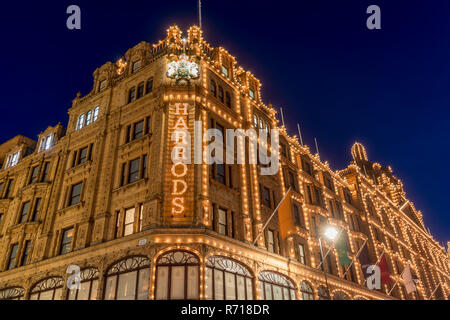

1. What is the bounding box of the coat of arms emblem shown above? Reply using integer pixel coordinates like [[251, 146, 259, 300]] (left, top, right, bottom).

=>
[[167, 54, 199, 81]]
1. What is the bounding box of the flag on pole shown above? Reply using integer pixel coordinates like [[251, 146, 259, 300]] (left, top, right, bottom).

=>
[[335, 230, 351, 266], [277, 189, 296, 240], [358, 243, 371, 277], [401, 264, 417, 294], [377, 254, 393, 284]]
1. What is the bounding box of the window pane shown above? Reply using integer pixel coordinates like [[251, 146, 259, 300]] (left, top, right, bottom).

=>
[[214, 270, 224, 300], [246, 278, 253, 300], [282, 287, 290, 300], [290, 289, 296, 300], [273, 285, 283, 300], [104, 276, 117, 300], [29, 293, 38, 300], [205, 268, 213, 300], [259, 282, 264, 299], [77, 281, 90, 300], [68, 288, 77, 300], [170, 266, 185, 300], [90, 280, 98, 300], [156, 266, 169, 300], [117, 271, 137, 300], [187, 266, 199, 300], [264, 283, 272, 300], [39, 290, 54, 300], [137, 268, 150, 300], [236, 275, 246, 300], [225, 272, 236, 300]]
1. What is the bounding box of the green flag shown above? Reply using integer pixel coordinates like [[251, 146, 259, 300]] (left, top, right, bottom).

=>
[[335, 230, 351, 266]]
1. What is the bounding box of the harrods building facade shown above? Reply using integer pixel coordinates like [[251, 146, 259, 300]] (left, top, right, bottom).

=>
[[0, 26, 448, 301]]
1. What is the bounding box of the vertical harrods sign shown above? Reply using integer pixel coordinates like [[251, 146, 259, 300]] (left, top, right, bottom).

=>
[[164, 102, 195, 223]]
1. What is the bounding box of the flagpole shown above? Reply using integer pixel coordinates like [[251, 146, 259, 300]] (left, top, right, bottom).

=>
[[297, 123, 304, 146], [426, 283, 441, 300], [342, 239, 367, 278], [252, 187, 292, 246], [280, 107, 286, 127], [316, 227, 344, 270], [198, 0, 202, 29], [387, 278, 400, 296]]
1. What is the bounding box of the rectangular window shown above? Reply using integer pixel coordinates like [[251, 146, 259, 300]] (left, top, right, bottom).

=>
[[146, 77, 153, 94], [267, 230, 275, 253], [137, 82, 145, 99], [78, 147, 88, 165], [210, 80, 217, 97], [69, 183, 83, 206], [139, 204, 144, 232], [314, 187, 322, 206], [218, 86, 224, 103], [328, 200, 335, 218], [293, 204, 301, 227], [19, 201, 31, 224], [249, 89, 255, 99], [120, 163, 126, 187], [302, 159, 312, 176], [218, 208, 227, 235], [225, 92, 232, 108], [20, 241, 31, 266], [133, 120, 144, 140], [8, 244, 19, 270], [115, 211, 121, 238], [298, 244, 306, 265], [60, 228, 74, 255], [288, 171, 297, 191], [132, 60, 141, 73], [99, 79, 107, 91], [31, 198, 41, 222], [222, 65, 229, 77], [145, 116, 151, 135], [0, 182, 3, 197], [141, 155, 148, 179], [4, 180, 13, 198], [216, 164, 226, 185], [128, 158, 140, 184], [41, 162, 50, 182], [263, 186, 271, 208], [124, 208, 135, 236], [29, 166, 40, 185], [128, 87, 136, 103]]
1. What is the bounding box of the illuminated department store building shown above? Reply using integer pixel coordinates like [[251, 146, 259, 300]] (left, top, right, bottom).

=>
[[0, 26, 448, 301]]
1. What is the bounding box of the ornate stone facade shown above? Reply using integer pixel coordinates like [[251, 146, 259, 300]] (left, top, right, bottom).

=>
[[0, 25, 448, 300]]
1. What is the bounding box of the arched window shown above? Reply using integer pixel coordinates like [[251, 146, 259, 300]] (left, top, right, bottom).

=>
[[258, 272, 296, 300], [93, 106, 100, 122], [104, 256, 150, 300], [68, 267, 99, 300], [77, 114, 85, 130], [317, 285, 330, 300], [85, 110, 92, 126], [205, 256, 254, 300], [333, 291, 350, 300], [29, 277, 64, 300], [155, 250, 200, 300], [300, 281, 314, 300], [0, 287, 25, 300]]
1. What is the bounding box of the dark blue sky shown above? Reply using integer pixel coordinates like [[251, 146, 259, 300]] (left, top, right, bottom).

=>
[[0, 1, 448, 245]]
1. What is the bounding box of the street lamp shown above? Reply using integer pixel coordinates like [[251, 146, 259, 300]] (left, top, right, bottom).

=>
[[318, 225, 339, 299]]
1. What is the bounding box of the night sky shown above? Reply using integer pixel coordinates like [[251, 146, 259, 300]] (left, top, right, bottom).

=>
[[0, 1, 448, 246]]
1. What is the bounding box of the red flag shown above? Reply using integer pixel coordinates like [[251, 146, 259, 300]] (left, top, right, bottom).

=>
[[377, 254, 393, 284]]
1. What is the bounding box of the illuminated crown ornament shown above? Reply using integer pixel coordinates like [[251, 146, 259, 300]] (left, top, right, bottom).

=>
[[116, 58, 127, 75], [167, 54, 199, 81]]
